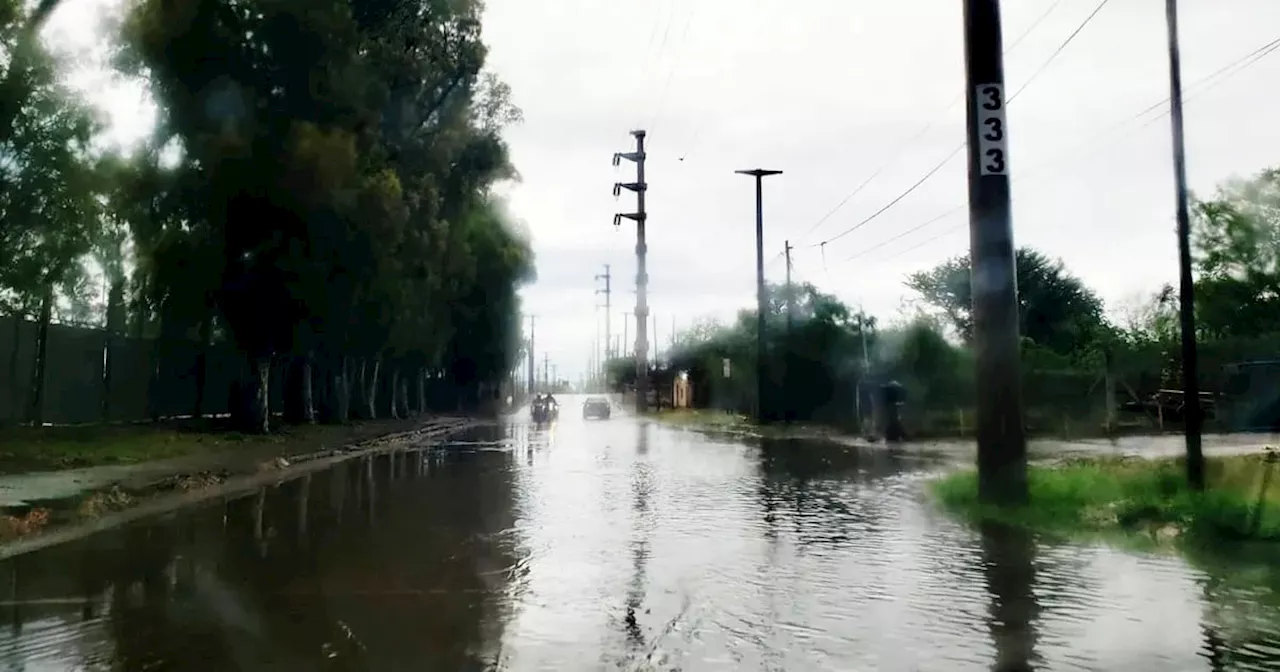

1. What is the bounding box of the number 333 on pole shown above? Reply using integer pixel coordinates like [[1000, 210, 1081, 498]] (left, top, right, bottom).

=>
[[975, 84, 1008, 176]]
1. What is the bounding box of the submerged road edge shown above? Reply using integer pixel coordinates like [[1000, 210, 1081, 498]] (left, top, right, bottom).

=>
[[0, 416, 486, 561]]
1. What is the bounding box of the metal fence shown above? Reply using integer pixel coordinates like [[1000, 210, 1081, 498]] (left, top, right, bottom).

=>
[[0, 315, 284, 425]]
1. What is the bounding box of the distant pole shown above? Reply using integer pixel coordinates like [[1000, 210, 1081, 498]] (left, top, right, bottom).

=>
[[857, 306, 871, 433], [623, 312, 630, 360], [652, 313, 658, 363], [543, 353, 549, 392], [736, 168, 784, 424], [614, 131, 649, 413], [1164, 0, 1204, 491], [963, 0, 1027, 505], [527, 315, 536, 395], [784, 240, 795, 423], [597, 264, 612, 388]]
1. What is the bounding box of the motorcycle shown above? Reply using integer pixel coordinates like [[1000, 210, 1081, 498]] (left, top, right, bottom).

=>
[[531, 397, 559, 424]]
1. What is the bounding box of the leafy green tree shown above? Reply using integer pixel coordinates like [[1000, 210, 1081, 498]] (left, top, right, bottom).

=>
[[905, 248, 1110, 357], [1192, 168, 1280, 339], [115, 0, 532, 432]]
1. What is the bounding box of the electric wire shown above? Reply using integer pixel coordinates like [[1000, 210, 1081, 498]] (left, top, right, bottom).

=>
[[805, 0, 1114, 251]]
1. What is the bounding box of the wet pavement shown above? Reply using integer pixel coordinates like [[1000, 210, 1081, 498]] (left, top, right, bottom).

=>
[[0, 395, 1278, 670]]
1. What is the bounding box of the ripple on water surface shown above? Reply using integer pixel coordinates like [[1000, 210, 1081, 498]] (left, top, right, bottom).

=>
[[0, 417, 1278, 670]]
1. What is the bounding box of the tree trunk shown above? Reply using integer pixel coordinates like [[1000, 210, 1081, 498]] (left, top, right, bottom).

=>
[[284, 353, 315, 424], [237, 354, 271, 434], [336, 356, 350, 422], [7, 316, 21, 424], [417, 369, 427, 415], [193, 316, 212, 420], [102, 278, 125, 422], [389, 368, 402, 419], [362, 358, 380, 420], [353, 359, 368, 419], [25, 283, 53, 426], [397, 374, 409, 418]]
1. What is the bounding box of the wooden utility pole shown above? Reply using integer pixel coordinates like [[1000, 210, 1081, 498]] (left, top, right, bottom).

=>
[[614, 131, 649, 413], [963, 0, 1028, 505], [1164, 0, 1204, 491], [736, 168, 784, 424]]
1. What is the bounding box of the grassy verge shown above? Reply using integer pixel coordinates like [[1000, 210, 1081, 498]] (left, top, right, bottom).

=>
[[0, 416, 441, 474], [649, 408, 755, 430], [647, 408, 853, 440], [0, 416, 471, 546], [932, 452, 1280, 544]]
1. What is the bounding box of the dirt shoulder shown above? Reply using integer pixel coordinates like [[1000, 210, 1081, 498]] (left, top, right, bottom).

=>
[[0, 415, 480, 556], [648, 408, 860, 441]]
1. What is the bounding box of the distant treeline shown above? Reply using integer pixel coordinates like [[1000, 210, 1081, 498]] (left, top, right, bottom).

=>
[[611, 167, 1280, 437], [0, 0, 532, 431]]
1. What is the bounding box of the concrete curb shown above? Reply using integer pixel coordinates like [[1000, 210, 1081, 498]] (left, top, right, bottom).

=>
[[0, 416, 483, 561]]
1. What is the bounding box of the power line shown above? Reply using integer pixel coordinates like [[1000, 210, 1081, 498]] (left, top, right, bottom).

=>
[[1018, 33, 1280, 180], [793, 0, 1073, 245], [838, 35, 1280, 272], [1006, 0, 1113, 104], [804, 0, 1112, 252], [633, 1, 679, 127], [841, 203, 967, 264], [1004, 0, 1067, 54], [677, 4, 789, 162], [649, 0, 701, 134], [806, 144, 964, 249]]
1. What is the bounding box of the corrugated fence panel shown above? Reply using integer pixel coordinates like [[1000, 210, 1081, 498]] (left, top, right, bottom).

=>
[[0, 317, 38, 424], [152, 339, 200, 418], [43, 324, 107, 424], [107, 338, 153, 422]]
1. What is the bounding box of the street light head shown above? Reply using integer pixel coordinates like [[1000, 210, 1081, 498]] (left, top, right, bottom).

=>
[[735, 168, 784, 177]]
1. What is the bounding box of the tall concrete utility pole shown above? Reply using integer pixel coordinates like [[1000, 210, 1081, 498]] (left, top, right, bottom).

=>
[[784, 240, 795, 423], [963, 0, 1027, 505], [857, 304, 872, 433], [614, 130, 649, 413], [527, 315, 536, 396], [736, 168, 783, 424], [597, 264, 612, 384], [652, 313, 658, 364], [1164, 0, 1204, 491]]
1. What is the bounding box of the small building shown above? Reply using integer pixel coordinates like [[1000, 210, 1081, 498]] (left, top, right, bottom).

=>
[[672, 372, 692, 409]]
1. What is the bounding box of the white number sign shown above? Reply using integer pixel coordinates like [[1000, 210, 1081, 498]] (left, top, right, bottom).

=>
[[975, 83, 1008, 176]]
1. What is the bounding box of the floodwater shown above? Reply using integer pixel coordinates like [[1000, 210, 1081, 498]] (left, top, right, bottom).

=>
[[1, 396, 1279, 671]]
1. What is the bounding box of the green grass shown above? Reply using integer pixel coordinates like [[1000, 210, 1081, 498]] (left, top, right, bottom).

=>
[[0, 424, 245, 471], [651, 408, 754, 429], [0, 416, 434, 474], [932, 452, 1280, 544]]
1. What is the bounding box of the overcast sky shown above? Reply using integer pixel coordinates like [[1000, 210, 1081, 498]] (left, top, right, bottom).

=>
[[49, 0, 1280, 383]]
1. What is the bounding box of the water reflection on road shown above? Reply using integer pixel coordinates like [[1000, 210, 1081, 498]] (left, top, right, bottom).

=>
[[0, 396, 1278, 670]]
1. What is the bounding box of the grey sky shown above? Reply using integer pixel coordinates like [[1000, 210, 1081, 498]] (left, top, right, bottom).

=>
[[486, 0, 1280, 382], [48, 0, 1280, 383]]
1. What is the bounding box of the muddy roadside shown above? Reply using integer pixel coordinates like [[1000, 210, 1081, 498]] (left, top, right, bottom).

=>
[[0, 416, 482, 559], [651, 409, 1280, 465]]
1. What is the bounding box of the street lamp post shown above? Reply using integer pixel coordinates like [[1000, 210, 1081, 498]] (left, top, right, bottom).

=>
[[736, 168, 783, 424]]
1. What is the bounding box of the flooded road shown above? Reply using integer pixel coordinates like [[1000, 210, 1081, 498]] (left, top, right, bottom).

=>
[[2, 395, 1279, 670]]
